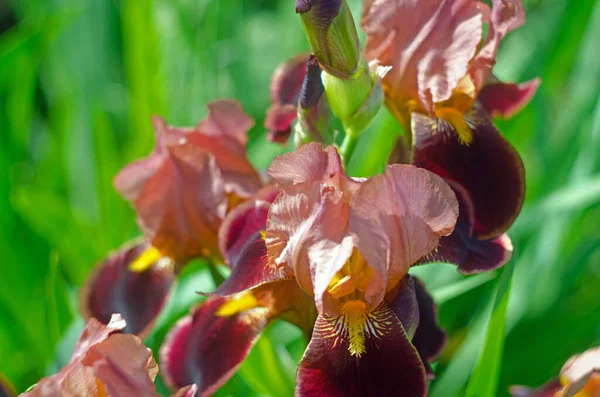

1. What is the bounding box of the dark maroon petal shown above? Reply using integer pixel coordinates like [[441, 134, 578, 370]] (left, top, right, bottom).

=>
[[299, 55, 324, 109], [412, 278, 446, 380], [0, 374, 15, 397], [81, 241, 174, 337], [385, 275, 419, 340], [478, 78, 540, 119], [160, 296, 270, 395], [420, 182, 513, 273], [509, 379, 562, 397], [412, 108, 525, 239], [296, 0, 341, 17], [216, 200, 291, 297], [265, 104, 297, 144], [296, 301, 427, 397]]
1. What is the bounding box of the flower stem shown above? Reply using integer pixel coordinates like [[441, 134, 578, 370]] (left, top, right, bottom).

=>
[[340, 127, 359, 167]]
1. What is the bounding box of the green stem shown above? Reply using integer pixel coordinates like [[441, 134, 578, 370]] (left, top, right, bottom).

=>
[[340, 128, 359, 167], [206, 257, 225, 287]]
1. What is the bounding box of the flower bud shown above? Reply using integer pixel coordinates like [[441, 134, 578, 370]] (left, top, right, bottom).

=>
[[294, 55, 334, 146], [296, 0, 360, 79]]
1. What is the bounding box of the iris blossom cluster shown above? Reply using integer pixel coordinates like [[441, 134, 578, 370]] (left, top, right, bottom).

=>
[[22, 0, 540, 396]]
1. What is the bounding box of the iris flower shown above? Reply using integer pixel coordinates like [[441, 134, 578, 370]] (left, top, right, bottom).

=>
[[361, 0, 539, 273], [21, 314, 196, 397], [81, 101, 264, 336], [511, 346, 600, 397], [161, 143, 459, 396]]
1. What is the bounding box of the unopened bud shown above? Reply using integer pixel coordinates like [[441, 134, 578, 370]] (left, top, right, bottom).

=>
[[296, 0, 360, 79]]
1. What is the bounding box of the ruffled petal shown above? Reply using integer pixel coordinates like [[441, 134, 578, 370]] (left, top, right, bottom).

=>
[[412, 108, 525, 239], [266, 181, 354, 315], [478, 78, 540, 119], [362, 0, 484, 119], [80, 241, 175, 337], [23, 315, 162, 397], [114, 101, 260, 261], [412, 278, 446, 379], [296, 300, 428, 397], [216, 199, 290, 296], [349, 164, 458, 309], [268, 143, 354, 192], [469, 0, 525, 90]]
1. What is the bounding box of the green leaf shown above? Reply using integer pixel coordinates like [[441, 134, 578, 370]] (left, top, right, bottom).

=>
[[464, 261, 514, 397]]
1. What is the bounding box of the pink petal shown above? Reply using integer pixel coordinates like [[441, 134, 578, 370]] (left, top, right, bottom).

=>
[[268, 143, 358, 194], [349, 165, 458, 309], [266, 181, 354, 315], [362, 0, 483, 118], [197, 100, 255, 147], [469, 0, 525, 90], [83, 333, 159, 396]]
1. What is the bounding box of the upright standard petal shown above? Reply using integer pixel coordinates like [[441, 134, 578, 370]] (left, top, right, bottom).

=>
[[23, 315, 162, 397], [412, 108, 525, 239], [349, 164, 458, 308], [265, 54, 309, 144], [469, 0, 525, 90], [268, 143, 353, 191], [114, 101, 260, 261], [362, 0, 483, 120], [296, 300, 427, 397], [80, 241, 174, 337], [478, 78, 541, 119]]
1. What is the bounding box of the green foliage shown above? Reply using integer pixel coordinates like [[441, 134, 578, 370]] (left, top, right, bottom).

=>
[[0, 0, 599, 395]]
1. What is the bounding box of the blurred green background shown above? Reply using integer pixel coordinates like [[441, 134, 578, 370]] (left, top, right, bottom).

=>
[[1, 0, 599, 395]]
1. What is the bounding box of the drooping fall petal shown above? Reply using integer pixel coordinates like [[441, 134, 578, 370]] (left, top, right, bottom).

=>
[[349, 164, 458, 308], [412, 108, 525, 239], [412, 278, 446, 379], [296, 300, 427, 397], [160, 296, 269, 396], [22, 315, 164, 397], [362, 0, 483, 120], [114, 101, 260, 261], [161, 280, 315, 395], [419, 182, 513, 273], [265, 54, 308, 144], [478, 78, 541, 119], [80, 241, 175, 337]]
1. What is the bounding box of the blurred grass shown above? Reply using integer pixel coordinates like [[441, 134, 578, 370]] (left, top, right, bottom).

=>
[[0, 0, 599, 395]]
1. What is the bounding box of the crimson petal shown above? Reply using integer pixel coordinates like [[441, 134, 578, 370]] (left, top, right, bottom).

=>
[[478, 78, 540, 119], [296, 301, 427, 397], [412, 108, 525, 239], [81, 241, 174, 337], [160, 296, 270, 395], [265, 54, 309, 144], [215, 199, 291, 297], [412, 278, 446, 380]]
